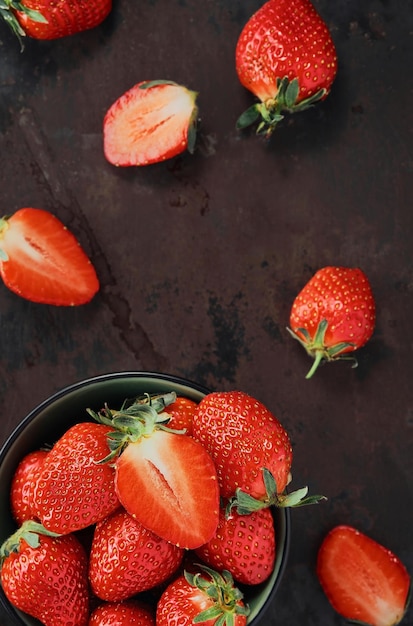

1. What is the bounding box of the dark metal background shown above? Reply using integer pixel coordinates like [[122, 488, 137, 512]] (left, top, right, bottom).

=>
[[1, 1, 412, 624]]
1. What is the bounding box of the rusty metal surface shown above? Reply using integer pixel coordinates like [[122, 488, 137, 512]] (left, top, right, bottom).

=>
[[1, 1, 413, 624]]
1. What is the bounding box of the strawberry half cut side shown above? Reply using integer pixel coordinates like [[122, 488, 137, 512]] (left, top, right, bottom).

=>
[[89, 392, 220, 549], [103, 80, 199, 167], [317, 525, 411, 626], [0, 208, 99, 306]]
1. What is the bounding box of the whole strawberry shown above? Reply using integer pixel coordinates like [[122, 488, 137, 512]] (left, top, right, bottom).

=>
[[195, 506, 276, 585], [0, 521, 89, 626], [10, 449, 48, 525], [235, 0, 337, 136], [89, 508, 184, 602], [192, 391, 322, 512], [288, 266, 376, 378], [89, 600, 155, 625], [156, 565, 249, 626], [193, 390, 292, 501], [32, 422, 120, 534]]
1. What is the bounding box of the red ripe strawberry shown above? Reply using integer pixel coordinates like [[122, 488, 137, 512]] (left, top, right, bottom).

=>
[[163, 395, 198, 436], [235, 0, 337, 136], [1, 0, 111, 46], [288, 266, 376, 378], [33, 422, 120, 534], [195, 506, 276, 585], [317, 525, 411, 626], [193, 390, 292, 501], [89, 508, 184, 602], [156, 565, 249, 626], [103, 80, 199, 167], [0, 208, 99, 306], [89, 392, 219, 549], [89, 600, 155, 626], [10, 449, 48, 525], [0, 520, 89, 626], [193, 391, 323, 512]]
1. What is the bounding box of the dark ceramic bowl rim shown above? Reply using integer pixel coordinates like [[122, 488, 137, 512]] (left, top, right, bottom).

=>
[[0, 371, 291, 626]]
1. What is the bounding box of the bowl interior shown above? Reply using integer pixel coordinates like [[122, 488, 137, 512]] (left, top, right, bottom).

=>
[[0, 371, 290, 625]]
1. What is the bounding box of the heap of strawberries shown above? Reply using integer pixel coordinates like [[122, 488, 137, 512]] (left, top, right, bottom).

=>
[[0, 390, 320, 626]]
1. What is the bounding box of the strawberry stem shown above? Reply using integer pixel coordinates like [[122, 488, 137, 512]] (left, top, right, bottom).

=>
[[287, 319, 357, 378], [227, 468, 326, 515], [88, 391, 187, 463], [184, 564, 249, 624], [237, 76, 327, 137]]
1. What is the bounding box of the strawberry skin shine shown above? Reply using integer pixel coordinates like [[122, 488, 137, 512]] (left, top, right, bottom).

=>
[[317, 525, 411, 626], [115, 429, 220, 549]]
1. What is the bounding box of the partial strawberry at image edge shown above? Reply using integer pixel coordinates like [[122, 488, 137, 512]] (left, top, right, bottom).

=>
[[235, 0, 338, 136], [1, 0, 112, 48], [0, 208, 99, 306], [317, 525, 411, 626]]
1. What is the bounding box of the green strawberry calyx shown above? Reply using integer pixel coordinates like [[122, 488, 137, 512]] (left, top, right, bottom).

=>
[[0, 520, 60, 566], [236, 76, 327, 138], [226, 468, 326, 516], [287, 318, 358, 379], [185, 564, 250, 625], [88, 391, 186, 464]]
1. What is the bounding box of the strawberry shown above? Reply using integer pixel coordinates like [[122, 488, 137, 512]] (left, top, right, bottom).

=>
[[317, 525, 411, 626], [161, 395, 198, 437], [1, 0, 112, 47], [88, 508, 184, 602], [156, 565, 249, 626], [235, 0, 337, 136], [288, 266, 376, 378], [10, 449, 48, 525], [195, 506, 276, 585], [0, 520, 89, 626], [103, 80, 199, 167], [193, 391, 324, 513], [89, 600, 155, 626], [89, 392, 220, 549], [32, 422, 120, 534], [0, 208, 99, 306]]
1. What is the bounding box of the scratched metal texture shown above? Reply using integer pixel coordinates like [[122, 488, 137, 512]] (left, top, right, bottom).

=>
[[0, 1, 412, 624]]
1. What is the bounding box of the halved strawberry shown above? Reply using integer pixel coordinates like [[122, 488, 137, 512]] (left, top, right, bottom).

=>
[[89, 392, 220, 549], [0, 208, 99, 306], [317, 525, 411, 626], [103, 80, 199, 167]]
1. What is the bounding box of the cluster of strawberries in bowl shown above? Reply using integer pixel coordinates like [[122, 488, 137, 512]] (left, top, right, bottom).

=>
[[0, 373, 296, 626]]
